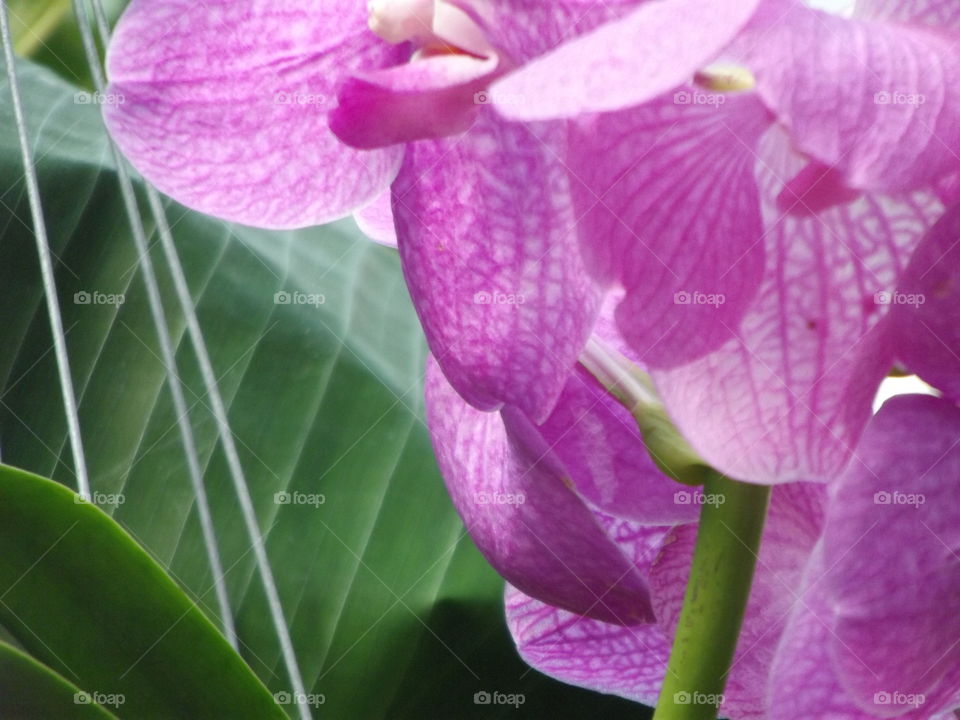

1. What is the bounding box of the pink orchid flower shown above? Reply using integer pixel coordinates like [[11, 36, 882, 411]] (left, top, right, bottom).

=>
[[494, 392, 960, 719], [491, 0, 960, 486], [429, 351, 960, 716], [103, 0, 607, 424], [427, 195, 960, 719], [102, 0, 769, 424]]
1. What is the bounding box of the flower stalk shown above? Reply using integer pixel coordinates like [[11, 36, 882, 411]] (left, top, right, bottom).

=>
[[653, 471, 771, 720]]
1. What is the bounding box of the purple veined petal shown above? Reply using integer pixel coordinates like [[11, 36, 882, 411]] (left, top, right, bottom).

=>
[[104, 0, 406, 228], [889, 204, 960, 401], [742, 5, 960, 195], [767, 545, 883, 719], [425, 358, 655, 623], [652, 128, 943, 484], [534, 366, 700, 526], [459, 0, 637, 66], [568, 89, 772, 368], [649, 482, 826, 719], [394, 111, 601, 423], [770, 542, 960, 719], [490, 0, 765, 120], [330, 52, 500, 149], [855, 0, 960, 28], [822, 394, 960, 716], [505, 584, 670, 707], [353, 188, 397, 247]]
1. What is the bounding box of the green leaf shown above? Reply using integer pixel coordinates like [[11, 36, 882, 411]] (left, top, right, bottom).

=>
[[0, 640, 119, 719], [0, 56, 646, 718], [0, 464, 283, 719]]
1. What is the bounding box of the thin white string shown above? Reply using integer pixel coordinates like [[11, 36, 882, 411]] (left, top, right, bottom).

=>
[[0, 0, 91, 499], [79, 1, 311, 711], [70, 0, 240, 650]]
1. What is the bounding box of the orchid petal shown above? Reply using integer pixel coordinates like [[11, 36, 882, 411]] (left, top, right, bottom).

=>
[[653, 129, 941, 484], [855, 0, 960, 28], [889, 204, 960, 401], [466, 0, 636, 65], [330, 53, 499, 149], [823, 394, 960, 714], [767, 547, 881, 719], [649, 482, 826, 718], [353, 189, 397, 247], [104, 0, 404, 228], [568, 90, 772, 368], [395, 112, 600, 422], [490, 0, 765, 120], [743, 6, 960, 194], [505, 584, 670, 707], [425, 359, 655, 623], [536, 367, 699, 526]]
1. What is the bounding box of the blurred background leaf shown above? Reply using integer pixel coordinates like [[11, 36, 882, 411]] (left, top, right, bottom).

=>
[[0, 44, 649, 720]]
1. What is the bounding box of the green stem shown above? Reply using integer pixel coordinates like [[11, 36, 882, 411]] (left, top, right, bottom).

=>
[[10, 0, 73, 56], [653, 472, 771, 720]]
